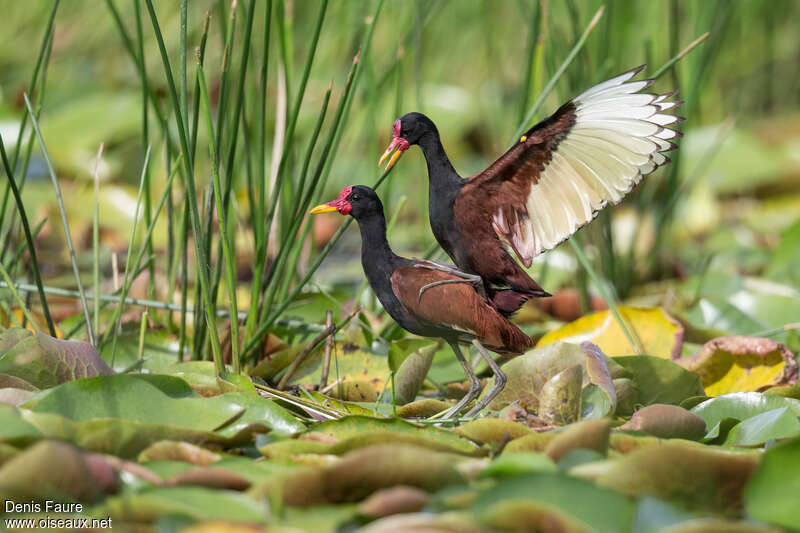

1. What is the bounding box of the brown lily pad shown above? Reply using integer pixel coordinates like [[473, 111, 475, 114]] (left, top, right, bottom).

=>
[[544, 419, 611, 462], [678, 336, 798, 396], [282, 443, 467, 505], [617, 404, 707, 441]]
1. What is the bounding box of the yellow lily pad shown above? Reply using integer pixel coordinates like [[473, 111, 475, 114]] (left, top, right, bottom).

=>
[[536, 306, 684, 359], [678, 336, 798, 396]]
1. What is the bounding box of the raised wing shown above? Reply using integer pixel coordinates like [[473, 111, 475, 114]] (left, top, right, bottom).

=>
[[457, 65, 682, 267], [389, 265, 532, 354]]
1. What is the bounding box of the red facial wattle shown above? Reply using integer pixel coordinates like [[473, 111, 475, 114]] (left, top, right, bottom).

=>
[[391, 119, 410, 151], [378, 120, 409, 170], [325, 185, 353, 215]]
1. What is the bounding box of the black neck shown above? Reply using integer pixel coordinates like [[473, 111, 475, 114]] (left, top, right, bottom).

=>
[[418, 131, 463, 196], [357, 213, 397, 285]]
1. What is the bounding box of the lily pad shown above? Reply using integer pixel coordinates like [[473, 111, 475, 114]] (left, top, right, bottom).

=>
[[0, 328, 113, 388], [0, 440, 117, 502], [301, 415, 480, 456], [744, 437, 800, 529], [282, 443, 468, 505], [287, 343, 388, 399], [596, 442, 759, 513], [473, 472, 635, 533], [486, 342, 591, 411], [723, 407, 800, 447], [99, 485, 266, 524], [614, 356, 705, 406], [25, 374, 303, 437], [618, 404, 707, 441], [537, 306, 684, 359], [678, 336, 798, 396], [691, 392, 800, 440]]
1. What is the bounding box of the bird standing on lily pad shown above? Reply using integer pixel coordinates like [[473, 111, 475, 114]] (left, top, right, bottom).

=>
[[379, 65, 683, 315], [311, 186, 533, 418]]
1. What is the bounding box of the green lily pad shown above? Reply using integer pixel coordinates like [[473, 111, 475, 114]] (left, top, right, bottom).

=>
[[596, 442, 759, 513], [473, 472, 635, 533], [613, 356, 705, 406], [98, 486, 266, 524], [282, 443, 468, 506], [723, 407, 800, 447], [0, 328, 113, 388], [0, 404, 43, 446], [691, 392, 800, 440], [744, 437, 800, 529], [303, 415, 480, 456]]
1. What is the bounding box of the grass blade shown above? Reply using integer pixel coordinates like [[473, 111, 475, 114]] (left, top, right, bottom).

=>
[[92, 143, 104, 341], [0, 261, 42, 331], [512, 6, 604, 142], [0, 134, 56, 336], [144, 0, 224, 371], [24, 93, 94, 345], [197, 56, 241, 373]]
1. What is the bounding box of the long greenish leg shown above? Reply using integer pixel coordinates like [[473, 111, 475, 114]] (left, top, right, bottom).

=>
[[464, 339, 507, 417], [430, 341, 482, 420]]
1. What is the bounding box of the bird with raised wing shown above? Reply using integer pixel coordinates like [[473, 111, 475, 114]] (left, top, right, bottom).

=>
[[310, 185, 533, 417], [378, 65, 683, 316]]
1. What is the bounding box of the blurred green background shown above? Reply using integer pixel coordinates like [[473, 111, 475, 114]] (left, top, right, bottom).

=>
[[1, 0, 799, 356]]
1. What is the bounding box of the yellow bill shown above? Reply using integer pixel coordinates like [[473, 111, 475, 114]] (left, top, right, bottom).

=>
[[310, 204, 338, 214]]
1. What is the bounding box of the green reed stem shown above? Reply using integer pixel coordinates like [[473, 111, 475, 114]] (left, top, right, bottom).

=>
[[0, 134, 55, 336], [197, 59, 241, 373], [25, 94, 94, 345], [513, 6, 604, 142]]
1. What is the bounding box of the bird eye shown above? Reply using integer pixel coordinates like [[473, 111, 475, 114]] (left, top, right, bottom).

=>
[[352, 194, 360, 201]]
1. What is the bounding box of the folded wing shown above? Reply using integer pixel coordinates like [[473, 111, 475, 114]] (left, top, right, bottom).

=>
[[390, 265, 532, 354]]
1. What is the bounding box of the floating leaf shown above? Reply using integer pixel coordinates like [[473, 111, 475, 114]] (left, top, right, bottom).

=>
[[505, 432, 557, 454], [0, 328, 113, 388], [582, 342, 617, 415], [137, 441, 221, 466], [691, 392, 800, 440], [99, 486, 266, 524], [282, 444, 468, 505], [302, 416, 480, 456], [0, 373, 38, 391], [388, 339, 436, 373], [455, 418, 531, 445], [614, 378, 637, 416], [392, 340, 437, 405], [596, 442, 759, 513], [539, 365, 583, 425], [396, 399, 452, 418], [0, 440, 117, 502], [678, 336, 798, 396], [537, 306, 684, 359], [543, 419, 611, 462], [744, 437, 800, 529], [25, 374, 302, 437], [723, 407, 800, 447], [287, 343, 388, 399], [614, 356, 705, 406], [358, 486, 430, 518], [0, 387, 36, 406], [478, 452, 557, 479], [618, 404, 707, 441], [12, 375, 302, 457], [359, 512, 481, 533], [0, 405, 42, 446], [487, 342, 587, 411], [473, 472, 635, 533], [165, 466, 251, 491]]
